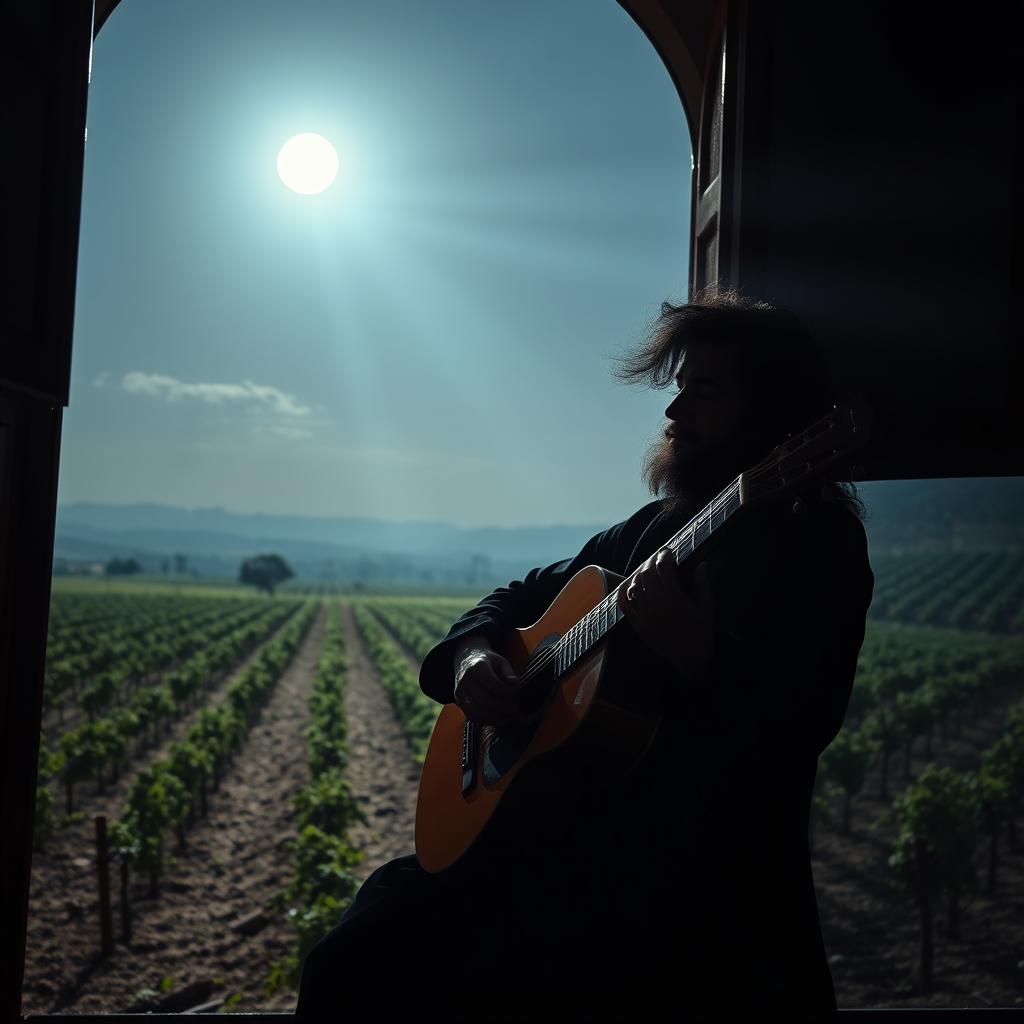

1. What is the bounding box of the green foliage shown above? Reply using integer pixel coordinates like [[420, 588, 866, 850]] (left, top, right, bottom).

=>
[[267, 826, 362, 996], [821, 727, 873, 798], [862, 703, 906, 753], [239, 554, 295, 595], [869, 550, 1024, 632], [120, 766, 182, 885], [295, 768, 367, 836], [60, 722, 107, 789], [168, 741, 212, 799], [220, 992, 242, 1012], [33, 784, 55, 851], [269, 601, 367, 995], [888, 764, 979, 899], [108, 816, 141, 859], [966, 762, 1012, 835], [109, 599, 317, 892]]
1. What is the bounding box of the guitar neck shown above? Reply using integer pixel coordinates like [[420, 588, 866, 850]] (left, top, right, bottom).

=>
[[541, 475, 745, 682], [518, 398, 871, 693]]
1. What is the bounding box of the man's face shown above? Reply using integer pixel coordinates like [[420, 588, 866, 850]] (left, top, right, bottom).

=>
[[642, 342, 749, 510]]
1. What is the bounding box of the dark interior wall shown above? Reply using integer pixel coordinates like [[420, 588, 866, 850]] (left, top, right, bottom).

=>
[[0, 4, 92, 1019], [728, 3, 1020, 480]]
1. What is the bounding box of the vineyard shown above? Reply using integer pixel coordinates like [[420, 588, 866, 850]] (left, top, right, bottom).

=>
[[21, 558, 1024, 1012]]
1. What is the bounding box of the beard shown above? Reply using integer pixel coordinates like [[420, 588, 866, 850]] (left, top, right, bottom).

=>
[[641, 430, 758, 519]]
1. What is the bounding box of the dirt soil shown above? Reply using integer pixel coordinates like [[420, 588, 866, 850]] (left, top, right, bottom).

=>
[[20, 606, 327, 1015], [814, 684, 1024, 1010], [335, 603, 422, 886], [18, 605, 1024, 1013]]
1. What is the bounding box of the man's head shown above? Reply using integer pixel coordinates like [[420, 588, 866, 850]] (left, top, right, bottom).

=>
[[612, 288, 842, 516]]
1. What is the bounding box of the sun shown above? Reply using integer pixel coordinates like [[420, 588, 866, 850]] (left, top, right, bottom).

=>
[[276, 133, 339, 195]]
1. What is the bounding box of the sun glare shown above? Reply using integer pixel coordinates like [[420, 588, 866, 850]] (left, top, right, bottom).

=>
[[277, 133, 339, 195]]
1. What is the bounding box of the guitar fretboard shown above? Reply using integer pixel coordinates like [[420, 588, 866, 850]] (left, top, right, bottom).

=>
[[542, 475, 743, 681]]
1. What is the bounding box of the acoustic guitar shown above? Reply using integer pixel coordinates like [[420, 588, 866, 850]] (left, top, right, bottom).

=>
[[414, 399, 872, 874]]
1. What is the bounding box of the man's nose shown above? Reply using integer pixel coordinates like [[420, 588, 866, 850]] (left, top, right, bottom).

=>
[[665, 390, 687, 420]]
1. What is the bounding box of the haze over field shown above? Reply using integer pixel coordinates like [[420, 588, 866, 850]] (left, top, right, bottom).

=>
[[53, 477, 1024, 586]]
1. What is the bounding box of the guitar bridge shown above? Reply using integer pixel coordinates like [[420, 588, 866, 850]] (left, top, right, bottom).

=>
[[461, 719, 479, 795]]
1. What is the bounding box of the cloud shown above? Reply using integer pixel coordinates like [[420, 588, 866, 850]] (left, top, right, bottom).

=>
[[122, 372, 312, 418]]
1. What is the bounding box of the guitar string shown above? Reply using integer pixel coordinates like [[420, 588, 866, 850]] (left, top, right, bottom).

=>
[[515, 477, 743, 686], [513, 441, 840, 688], [516, 476, 745, 685]]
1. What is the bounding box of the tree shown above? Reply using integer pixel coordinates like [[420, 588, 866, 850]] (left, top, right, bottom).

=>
[[173, 552, 188, 574], [239, 553, 294, 595]]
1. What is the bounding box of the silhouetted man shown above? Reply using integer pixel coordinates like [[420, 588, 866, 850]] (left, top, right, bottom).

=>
[[295, 289, 874, 1021]]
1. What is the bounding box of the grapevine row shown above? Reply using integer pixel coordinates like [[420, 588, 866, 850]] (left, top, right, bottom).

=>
[[349, 602, 441, 763], [34, 600, 302, 838], [107, 600, 319, 899], [267, 601, 366, 994]]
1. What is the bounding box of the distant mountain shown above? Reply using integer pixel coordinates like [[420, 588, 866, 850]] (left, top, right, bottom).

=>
[[53, 502, 613, 585], [56, 502, 607, 561], [54, 477, 1023, 583]]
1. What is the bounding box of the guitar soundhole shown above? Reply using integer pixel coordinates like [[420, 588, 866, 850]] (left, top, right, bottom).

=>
[[518, 633, 560, 717], [483, 721, 540, 784], [482, 634, 560, 785]]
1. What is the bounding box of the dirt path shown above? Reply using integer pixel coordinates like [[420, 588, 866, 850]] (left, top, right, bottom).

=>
[[338, 601, 421, 886], [20, 604, 325, 1015], [365, 605, 424, 677]]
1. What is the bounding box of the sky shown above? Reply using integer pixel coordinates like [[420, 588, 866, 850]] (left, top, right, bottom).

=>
[[59, 0, 694, 529]]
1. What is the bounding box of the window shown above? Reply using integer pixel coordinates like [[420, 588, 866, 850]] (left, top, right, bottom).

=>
[[22, 0, 692, 1013]]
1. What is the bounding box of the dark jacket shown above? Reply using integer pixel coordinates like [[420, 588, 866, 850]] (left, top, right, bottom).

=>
[[418, 494, 873, 1012]]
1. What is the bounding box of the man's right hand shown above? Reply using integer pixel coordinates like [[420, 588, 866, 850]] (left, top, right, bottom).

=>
[[453, 638, 529, 728]]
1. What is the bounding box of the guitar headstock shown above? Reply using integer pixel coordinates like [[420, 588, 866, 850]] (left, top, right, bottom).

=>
[[738, 396, 873, 506]]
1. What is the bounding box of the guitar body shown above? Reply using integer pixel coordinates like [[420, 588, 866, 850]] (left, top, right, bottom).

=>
[[415, 564, 664, 874], [415, 400, 872, 875]]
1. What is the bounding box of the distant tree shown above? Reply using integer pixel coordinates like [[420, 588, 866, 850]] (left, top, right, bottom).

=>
[[239, 553, 294, 595], [173, 553, 188, 574], [105, 557, 142, 576], [161, 557, 170, 574]]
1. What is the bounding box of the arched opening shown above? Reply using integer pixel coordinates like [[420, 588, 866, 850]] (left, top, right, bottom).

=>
[[21, 0, 694, 1013]]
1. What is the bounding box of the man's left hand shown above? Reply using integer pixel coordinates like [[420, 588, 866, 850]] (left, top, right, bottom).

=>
[[616, 549, 716, 682]]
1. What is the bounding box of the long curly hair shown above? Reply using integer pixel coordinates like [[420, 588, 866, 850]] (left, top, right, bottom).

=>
[[611, 286, 866, 519]]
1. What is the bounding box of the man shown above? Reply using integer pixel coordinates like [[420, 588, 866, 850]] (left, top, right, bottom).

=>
[[296, 289, 874, 1020]]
